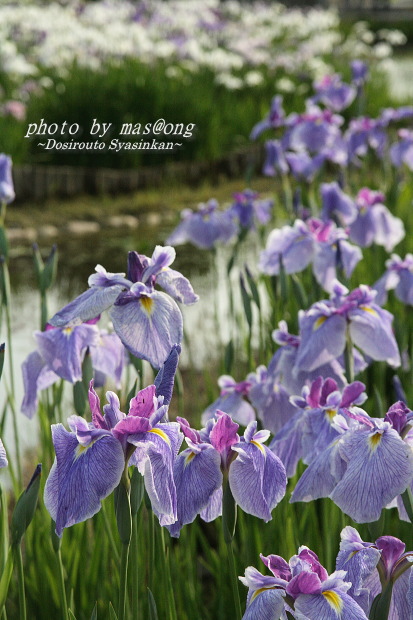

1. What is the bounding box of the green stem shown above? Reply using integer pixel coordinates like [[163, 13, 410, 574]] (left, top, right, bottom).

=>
[[130, 512, 139, 619], [160, 528, 177, 620], [13, 545, 26, 620], [226, 540, 242, 620], [344, 327, 354, 384], [56, 549, 69, 620], [119, 542, 130, 620]]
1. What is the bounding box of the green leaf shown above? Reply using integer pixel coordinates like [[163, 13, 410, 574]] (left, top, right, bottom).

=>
[[245, 266, 260, 310], [109, 603, 119, 620], [114, 478, 132, 545], [90, 602, 98, 620], [130, 468, 144, 517], [369, 581, 393, 620], [41, 245, 58, 291], [0, 343, 4, 381], [11, 464, 42, 546], [224, 340, 234, 375], [147, 588, 159, 620], [68, 611, 78, 620], [0, 548, 13, 615], [0, 227, 8, 260], [73, 381, 87, 416], [222, 478, 237, 544], [126, 379, 138, 411]]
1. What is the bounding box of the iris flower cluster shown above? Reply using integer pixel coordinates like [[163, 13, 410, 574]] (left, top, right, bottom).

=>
[[240, 526, 413, 619]]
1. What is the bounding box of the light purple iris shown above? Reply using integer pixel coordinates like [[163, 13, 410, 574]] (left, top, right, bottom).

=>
[[167, 412, 286, 537], [49, 246, 198, 368], [240, 544, 368, 619], [262, 139, 289, 177], [374, 253, 413, 306], [0, 154, 15, 204], [44, 346, 183, 536], [166, 199, 237, 249], [345, 116, 387, 164], [270, 376, 366, 478], [348, 187, 405, 252], [320, 181, 357, 227], [291, 402, 413, 523], [21, 323, 127, 419], [294, 281, 401, 373], [226, 189, 273, 231], [390, 129, 413, 170], [201, 375, 256, 427], [259, 218, 362, 293], [250, 95, 286, 140], [337, 527, 413, 617], [351, 60, 368, 87], [285, 105, 344, 156], [311, 74, 356, 112]]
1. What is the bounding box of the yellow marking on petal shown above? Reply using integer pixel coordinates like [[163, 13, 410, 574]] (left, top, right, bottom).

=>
[[313, 316, 327, 331], [140, 296, 154, 315], [184, 451, 196, 466], [148, 427, 170, 445], [63, 327, 73, 336], [251, 440, 266, 454], [74, 442, 94, 460], [359, 305, 378, 317], [325, 408, 337, 421], [368, 431, 383, 451], [322, 590, 343, 612]]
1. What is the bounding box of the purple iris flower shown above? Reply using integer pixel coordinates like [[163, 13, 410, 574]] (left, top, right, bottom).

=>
[[285, 105, 344, 155], [294, 281, 401, 373], [348, 188, 405, 252], [166, 199, 237, 249], [259, 218, 362, 293], [374, 253, 413, 306], [0, 154, 15, 204], [351, 60, 368, 87], [390, 129, 413, 171], [284, 151, 326, 182], [45, 347, 183, 536], [270, 376, 366, 477], [320, 181, 357, 227], [262, 139, 289, 177], [345, 117, 387, 164], [226, 189, 273, 231], [0, 439, 7, 468], [337, 527, 413, 617], [201, 375, 256, 427], [292, 403, 413, 523], [21, 323, 127, 419], [311, 74, 356, 112], [167, 412, 286, 537], [250, 95, 286, 140], [49, 246, 198, 368], [240, 545, 369, 619]]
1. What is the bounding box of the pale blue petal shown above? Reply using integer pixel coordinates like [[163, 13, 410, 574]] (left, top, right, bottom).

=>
[[156, 268, 199, 305], [49, 285, 126, 327]]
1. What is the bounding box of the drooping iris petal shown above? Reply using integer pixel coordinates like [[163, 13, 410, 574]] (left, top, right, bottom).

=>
[[202, 391, 256, 427], [89, 331, 126, 388], [330, 423, 413, 522], [49, 284, 127, 327], [156, 268, 199, 305], [21, 350, 60, 419], [294, 311, 347, 372], [229, 440, 286, 521], [167, 443, 222, 537], [200, 486, 223, 522], [35, 324, 99, 383], [110, 289, 183, 369], [348, 305, 400, 368], [294, 586, 369, 619], [44, 423, 125, 537], [241, 587, 285, 620]]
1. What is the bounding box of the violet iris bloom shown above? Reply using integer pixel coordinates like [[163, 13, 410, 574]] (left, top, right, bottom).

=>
[[44, 346, 183, 536], [345, 117, 387, 164], [259, 218, 362, 293], [262, 139, 289, 177], [351, 60, 368, 87], [240, 545, 368, 619], [270, 376, 366, 478], [390, 129, 413, 171], [226, 189, 273, 231], [250, 95, 286, 140], [311, 74, 356, 112], [21, 323, 127, 419], [0, 154, 15, 203], [248, 365, 297, 436], [374, 253, 413, 306], [201, 375, 256, 427], [348, 188, 405, 252], [49, 246, 198, 368], [292, 403, 413, 523], [285, 105, 344, 156], [166, 199, 237, 249], [294, 281, 401, 373], [320, 181, 357, 227], [337, 527, 413, 617], [167, 412, 286, 537]]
